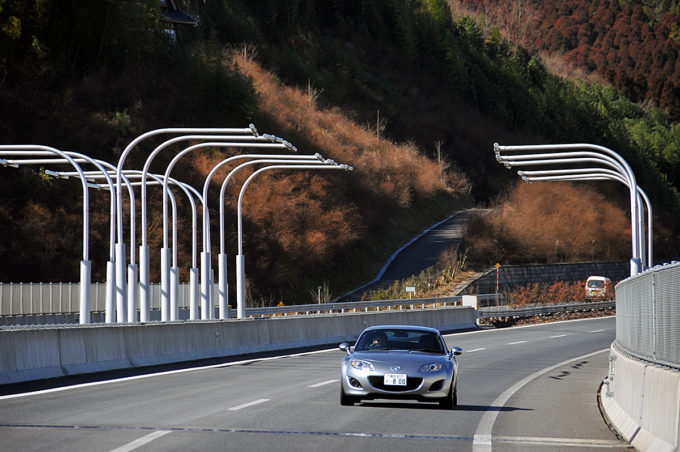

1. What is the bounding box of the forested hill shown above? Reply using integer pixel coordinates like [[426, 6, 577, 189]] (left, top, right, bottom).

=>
[[456, 0, 680, 119], [0, 1, 679, 301]]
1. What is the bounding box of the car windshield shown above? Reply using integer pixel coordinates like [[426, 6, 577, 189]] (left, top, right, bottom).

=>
[[587, 280, 605, 288], [354, 329, 445, 353]]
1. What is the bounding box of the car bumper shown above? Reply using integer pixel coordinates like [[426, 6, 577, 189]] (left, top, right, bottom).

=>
[[341, 369, 453, 401]]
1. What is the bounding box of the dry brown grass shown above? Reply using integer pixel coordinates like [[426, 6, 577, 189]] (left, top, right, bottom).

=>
[[228, 50, 468, 207], [465, 182, 631, 263]]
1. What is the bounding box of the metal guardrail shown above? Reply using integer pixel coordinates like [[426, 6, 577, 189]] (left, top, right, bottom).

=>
[[478, 300, 615, 319], [239, 294, 502, 318]]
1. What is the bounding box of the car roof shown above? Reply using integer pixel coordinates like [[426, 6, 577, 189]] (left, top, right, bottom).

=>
[[360, 325, 441, 334]]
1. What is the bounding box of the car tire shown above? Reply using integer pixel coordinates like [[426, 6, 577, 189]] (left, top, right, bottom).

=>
[[340, 386, 358, 406], [439, 381, 457, 409]]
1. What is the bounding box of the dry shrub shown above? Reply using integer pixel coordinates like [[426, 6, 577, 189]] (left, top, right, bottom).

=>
[[509, 281, 587, 307], [466, 182, 630, 263], [228, 51, 468, 207]]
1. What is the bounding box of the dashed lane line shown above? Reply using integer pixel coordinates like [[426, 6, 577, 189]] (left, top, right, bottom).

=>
[[0, 423, 627, 447], [227, 399, 270, 411], [308, 379, 338, 388], [508, 341, 527, 345], [550, 334, 568, 338], [109, 430, 172, 452], [466, 348, 487, 353]]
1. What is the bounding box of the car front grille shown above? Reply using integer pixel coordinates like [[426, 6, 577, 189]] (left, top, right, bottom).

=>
[[368, 376, 423, 391]]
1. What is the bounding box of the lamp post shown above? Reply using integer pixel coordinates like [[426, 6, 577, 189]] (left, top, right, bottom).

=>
[[206, 154, 325, 319], [0, 146, 91, 323], [162, 141, 295, 320], [235, 162, 353, 319], [115, 126, 258, 325], [59, 170, 200, 321], [137, 131, 279, 319], [494, 143, 642, 276], [7, 156, 126, 323]]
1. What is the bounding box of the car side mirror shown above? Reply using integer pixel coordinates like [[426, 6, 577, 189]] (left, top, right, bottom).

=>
[[450, 346, 463, 356], [339, 343, 351, 355]]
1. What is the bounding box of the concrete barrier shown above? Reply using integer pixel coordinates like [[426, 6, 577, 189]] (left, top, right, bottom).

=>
[[600, 345, 680, 452], [0, 306, 475, 385]]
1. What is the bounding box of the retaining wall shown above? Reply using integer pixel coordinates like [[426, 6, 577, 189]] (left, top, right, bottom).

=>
[[0, 306, 475, 385], [463, 261, 631, 294]]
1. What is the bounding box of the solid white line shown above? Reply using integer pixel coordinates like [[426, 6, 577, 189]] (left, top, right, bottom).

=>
[[493, 435, 625, 448], [308, 379, 338, 388], [549, 334, 567, 338], [228, 398, 270, 411], [508, 341, 527, 345], [471, 349, 609, 452], [466, 348, 487, 353], [109, 430, 171, 452]]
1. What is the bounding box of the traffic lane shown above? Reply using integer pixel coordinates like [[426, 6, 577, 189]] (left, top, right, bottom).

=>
[[490, 351, 631, 451], [0, 317, 617, 451], [0, 351, 339, 427]]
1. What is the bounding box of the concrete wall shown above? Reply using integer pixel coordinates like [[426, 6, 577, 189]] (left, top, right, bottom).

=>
[[601, 345, 680, 452], [463, 261, 631, 294], [0, 306, 475, 385]]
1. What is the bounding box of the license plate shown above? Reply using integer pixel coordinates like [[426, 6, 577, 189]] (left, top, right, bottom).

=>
[[384, 373, 407, 386]]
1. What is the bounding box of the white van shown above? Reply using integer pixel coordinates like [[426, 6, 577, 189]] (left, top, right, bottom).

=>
[[585, 276, 612, 299]]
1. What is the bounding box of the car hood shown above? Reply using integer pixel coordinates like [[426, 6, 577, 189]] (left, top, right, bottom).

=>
[[350, 350, 447, 363]]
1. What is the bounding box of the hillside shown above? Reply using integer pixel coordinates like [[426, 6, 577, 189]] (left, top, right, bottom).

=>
[[454, 0, 680, 119], [0, 1, 679, 304]]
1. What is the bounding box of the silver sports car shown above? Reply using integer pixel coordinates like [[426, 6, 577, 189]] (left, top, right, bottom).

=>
[[339, 325, 462, 408]]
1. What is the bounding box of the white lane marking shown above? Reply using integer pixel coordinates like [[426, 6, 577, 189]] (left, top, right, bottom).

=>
[[508, 341, 527, 345], [493, 435, 626, 448], [549, 334, 567, 338], [0, 349, 334, 400], [590, 329, 605, 333], [308, 379, 338, 388], [472, 348, 609, 452], [109, 430, 171, 452], [228, 398, 270, 411], [466, 348, 486, 353]]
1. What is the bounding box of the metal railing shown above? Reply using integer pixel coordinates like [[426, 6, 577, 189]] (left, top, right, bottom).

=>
[[478, 300, 614, 318], [239, 294, 502, 318], [615, 261, 680, 370], [0, 282, 198, 315]]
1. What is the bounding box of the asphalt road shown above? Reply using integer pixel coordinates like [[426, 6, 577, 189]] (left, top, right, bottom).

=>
[[342, 209, 476, 301], [0, 317, 630, 451]]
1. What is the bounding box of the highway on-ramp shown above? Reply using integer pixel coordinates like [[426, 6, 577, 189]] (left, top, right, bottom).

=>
[[0, 317, 630, 451]]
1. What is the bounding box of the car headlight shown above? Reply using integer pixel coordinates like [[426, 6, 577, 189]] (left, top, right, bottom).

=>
[[419, 362, 443, 372], [350, 359, 375, 371]]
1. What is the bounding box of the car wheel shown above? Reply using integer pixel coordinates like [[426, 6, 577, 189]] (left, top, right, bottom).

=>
[[439, 381, 457, 409], [340, 386, 358, 406]]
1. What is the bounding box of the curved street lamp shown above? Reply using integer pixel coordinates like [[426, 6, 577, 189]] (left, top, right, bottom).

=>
[[235, 162, 354, 319], [206, 154, 325, 319], [494, 143, 642, 276], [115, 125, 258, 324], [162, 141, 295, 320], [0, 146, 91, 323]]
